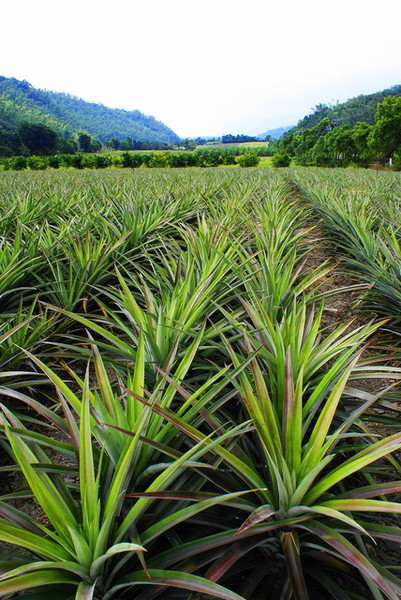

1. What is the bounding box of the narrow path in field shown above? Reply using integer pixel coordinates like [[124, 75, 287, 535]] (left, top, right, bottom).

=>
[[304, 224, 366, 329], [285, 177, 368, 328], [303, 220, 401, 567], [303, 217, 399, 366]]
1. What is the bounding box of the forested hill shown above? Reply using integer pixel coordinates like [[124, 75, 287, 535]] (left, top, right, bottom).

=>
[[293, 84, 401, 133], [0, 76, 179, 143]]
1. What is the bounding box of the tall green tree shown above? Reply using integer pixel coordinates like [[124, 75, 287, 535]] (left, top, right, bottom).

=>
[[352, 121, 373, 166], [77, 132, 101, 153], [18, 122, 59, 155], [78, 132, 92, 152], [0, 127, 26, 156], [324, 125, 357, 166], [369, 96, 401, 157], [56, 137, 78, 154]]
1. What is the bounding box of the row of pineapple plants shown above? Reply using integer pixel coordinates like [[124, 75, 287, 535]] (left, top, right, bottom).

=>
[[0, 168, 401, 599], [288, 168, 401, 331]]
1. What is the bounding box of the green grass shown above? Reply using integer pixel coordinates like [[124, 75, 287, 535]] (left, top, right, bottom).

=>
[[257, 156, 274, 167]]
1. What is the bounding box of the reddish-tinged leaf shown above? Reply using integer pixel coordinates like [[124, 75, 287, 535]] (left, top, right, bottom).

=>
[[320, 499, 401, 514], [235, 504, 275, 536], [0, 504, 43, 535], [205, 537, 268, 583], [282, 347, 294, 443], [89, 543, 146, 580], [100, 423, 181, 459], [0, 388, 65, 431], [154, 366, 190, 400], [121, 388, 201, 442], [336, 481, 401, 499], [108, 569, 246, 600], [0, 570, 80, 593], [125, 491, 219, 501], [304, 521, 399, 600], [101, 423, 217, 471], [280, 531, 309, 600], [57, 391, 80, 457], [356, 522, 401, 544], [151, 517, 306, 569], [76, 580, 97, 600]]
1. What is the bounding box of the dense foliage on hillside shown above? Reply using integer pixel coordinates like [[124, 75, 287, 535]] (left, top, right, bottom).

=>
[[279, 95, 401, 168], [295, 84, 401, 132], [0, 75, 179, 144]]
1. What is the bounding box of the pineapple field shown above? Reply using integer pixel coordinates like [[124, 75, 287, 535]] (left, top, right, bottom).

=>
[[0, 166, 401, 600]]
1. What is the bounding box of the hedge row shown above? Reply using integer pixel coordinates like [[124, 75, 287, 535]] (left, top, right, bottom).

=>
[[0, 147, 271, 171]]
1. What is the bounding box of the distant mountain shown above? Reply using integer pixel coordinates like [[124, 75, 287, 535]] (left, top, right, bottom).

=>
[[0, 76, 179, 143], [257, 125, 294, 140], [291, 84, 401, 134]]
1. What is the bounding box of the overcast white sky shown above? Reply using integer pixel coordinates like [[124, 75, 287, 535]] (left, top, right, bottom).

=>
[[1, 0, 400, 137]]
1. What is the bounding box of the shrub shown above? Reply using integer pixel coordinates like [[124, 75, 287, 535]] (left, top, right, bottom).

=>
[[93, 154, 111, 169], [47, 155, 60, 169], [10, 156, 27, 170], [118, 151, 146, 168], [111, 154, 124, 168], [271, 152, 291, 167], [0, 158, 12, 170], [196, 149, 224, 167], [70, 154, 84, 169], [170, 152, 197, 168], [27, 156, 47, 170], [148, 151, 172, 168], [128, 152, 145, 168], [236, 151, 260, 167], [140, 153, 152, 167], [221, 152, 237, 165]]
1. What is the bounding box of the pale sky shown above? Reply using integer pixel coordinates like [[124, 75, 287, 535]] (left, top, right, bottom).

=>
[[1, 0, 400, 138]]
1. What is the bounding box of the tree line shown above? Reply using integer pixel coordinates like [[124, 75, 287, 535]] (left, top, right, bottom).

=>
[[0, 123, 99, 157], [0, 121, 275, 161], [0, 122, 184, 158]]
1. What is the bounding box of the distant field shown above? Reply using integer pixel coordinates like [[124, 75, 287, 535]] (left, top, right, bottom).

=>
[[214, 156, 272, 168], [235, 140, 270, 147], [257, 156, 274, 167], [196, 141, 270, 149]]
